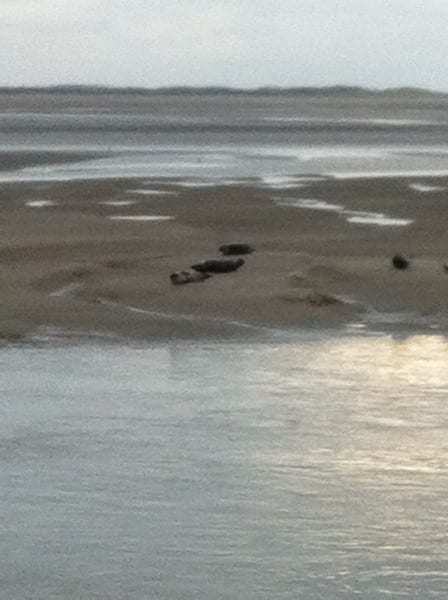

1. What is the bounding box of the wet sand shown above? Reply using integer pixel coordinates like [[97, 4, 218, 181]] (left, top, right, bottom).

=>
[[1, 174, 448, 341], [0, 150, 110, 173]]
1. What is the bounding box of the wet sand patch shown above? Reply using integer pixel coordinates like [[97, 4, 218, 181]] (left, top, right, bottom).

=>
[[108, 215, 173, 222], [275, 197, 413, 227], [409, 183, 446, 193], [26, 200, 56, 208], [2, 175, 448, 340], [276, 198, 344, 211], [346, 214, 413, 227], [100, 200, 137, 206], [127, 189, 178, 196]]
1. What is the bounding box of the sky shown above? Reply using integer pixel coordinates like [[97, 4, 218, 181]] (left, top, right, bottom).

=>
[[1, 0, 448, 90]]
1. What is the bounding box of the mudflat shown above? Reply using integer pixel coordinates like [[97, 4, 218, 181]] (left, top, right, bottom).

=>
[[1, 174, 448, 341]]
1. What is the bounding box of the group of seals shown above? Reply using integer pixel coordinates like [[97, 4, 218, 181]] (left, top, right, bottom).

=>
[[170, 243, 253, 285]]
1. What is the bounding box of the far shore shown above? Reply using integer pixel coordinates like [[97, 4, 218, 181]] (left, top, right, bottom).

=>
[[1, 172, 448, 342]]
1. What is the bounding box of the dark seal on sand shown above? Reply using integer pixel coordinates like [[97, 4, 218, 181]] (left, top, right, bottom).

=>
[[219, 243, 254, 256], [170, 270, 211, 285], [191, 258, 245, 273], [392, 254, 410, 270]]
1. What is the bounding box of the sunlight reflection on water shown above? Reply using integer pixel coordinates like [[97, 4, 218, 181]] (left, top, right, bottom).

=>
[[1, 331, 448, 599]]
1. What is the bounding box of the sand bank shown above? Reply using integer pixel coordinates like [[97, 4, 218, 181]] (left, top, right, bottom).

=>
[[1, 174, 448, 341]]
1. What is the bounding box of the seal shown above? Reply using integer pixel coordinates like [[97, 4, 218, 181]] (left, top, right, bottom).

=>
[[170, 270, 211, 285], [219, 244, 254, 256], [191, 258, 245, 273], [392, 254, 410, 270]]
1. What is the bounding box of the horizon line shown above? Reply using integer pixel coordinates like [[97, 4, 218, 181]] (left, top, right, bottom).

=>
[[0, 84, 447, 96]]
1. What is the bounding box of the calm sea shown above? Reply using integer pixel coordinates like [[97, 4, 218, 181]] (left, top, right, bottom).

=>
[[2, 332, 448, 599], [2, 90, 448, 181]]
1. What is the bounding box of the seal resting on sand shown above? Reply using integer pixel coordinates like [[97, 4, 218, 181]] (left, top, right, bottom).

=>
[[392, 254, 410, 270], [191, 258, 245, 273], [170, 270, 211, 285], [219, 243, 254, 256]]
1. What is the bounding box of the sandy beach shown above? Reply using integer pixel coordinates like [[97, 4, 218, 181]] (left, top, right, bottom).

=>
[[1, 171, 448, 341]]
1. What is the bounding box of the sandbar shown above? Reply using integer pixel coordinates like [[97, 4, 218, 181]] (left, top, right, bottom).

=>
[[1, 174, 448, 341]]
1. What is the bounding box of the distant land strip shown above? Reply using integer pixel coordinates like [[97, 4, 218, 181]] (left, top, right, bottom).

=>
[[0, 85, 446, 97]]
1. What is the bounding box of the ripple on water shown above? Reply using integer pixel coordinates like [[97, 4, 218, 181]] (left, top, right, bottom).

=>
[[2, 332, 448, 599]]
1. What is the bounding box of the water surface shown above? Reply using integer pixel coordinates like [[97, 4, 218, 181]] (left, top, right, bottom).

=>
[[2, 332, 448, 599], [3, 91, 448, 181]]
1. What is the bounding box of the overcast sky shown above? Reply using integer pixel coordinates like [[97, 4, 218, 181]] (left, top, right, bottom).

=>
[[1, 0, 447, 89]]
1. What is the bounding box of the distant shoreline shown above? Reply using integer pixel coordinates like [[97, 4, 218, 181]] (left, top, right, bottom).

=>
[[0, 85, 446, 98]]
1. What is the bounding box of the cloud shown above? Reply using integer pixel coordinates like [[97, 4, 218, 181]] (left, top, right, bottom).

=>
[[1, 0, 448, 89]]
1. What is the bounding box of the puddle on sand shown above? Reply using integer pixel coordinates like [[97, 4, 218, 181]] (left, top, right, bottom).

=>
[[99, 200, 137, 206], [127, 189, 178, 195], [259, 175, 325, 189], [108, 215, 173, 222], [346, 215, 413, 226], [100, 200, 137, 206], [26, 200, 56, 208], [409, 183, 446, 193], [174, 179, 244, 188], [276, 198, 343, 211], [275, 197, 413, 227]]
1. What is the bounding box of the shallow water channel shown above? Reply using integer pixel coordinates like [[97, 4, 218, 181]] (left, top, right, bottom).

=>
[[2, 331, 448, 599]]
